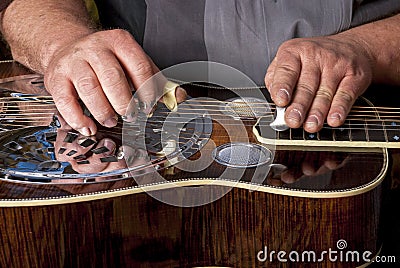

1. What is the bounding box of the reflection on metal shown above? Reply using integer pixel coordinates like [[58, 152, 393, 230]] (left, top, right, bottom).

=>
[[4, 141, 23, 151], [91, 146, 110, 154], [0, 102, 212, 184], [78, 138, 96, 148], [64, 132, 78, 143]]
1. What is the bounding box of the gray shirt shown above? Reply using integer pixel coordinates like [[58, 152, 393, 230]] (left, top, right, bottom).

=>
[[95, 0, 400, 85]]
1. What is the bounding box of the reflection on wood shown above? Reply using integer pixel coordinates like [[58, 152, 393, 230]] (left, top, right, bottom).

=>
[[0, 61, 390, 267], [0, 184, 383, 267]]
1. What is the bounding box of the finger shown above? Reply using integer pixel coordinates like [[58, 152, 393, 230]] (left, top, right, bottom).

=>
[[284, 63, 321, 129], [301, 161, 317, 176], [72, 60, 120, 128], [280, 169, 297, 184], [269, 52, 301, 107], [267, 178, 284, 186], [89, 50, 133, 116], [323, 159, 340, 170], [149, 62, 187, 109], [112, 32, 158, 114], [327, 76, 364, 127], [302, 73, 340, 133], [45, 75, 97, 136], [265, 56, 278, 90], [175, 86, 188, 103]]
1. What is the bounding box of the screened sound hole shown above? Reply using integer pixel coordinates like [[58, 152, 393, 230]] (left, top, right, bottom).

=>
[[222, 97, 270, 118], [212, 143, 272, 168]]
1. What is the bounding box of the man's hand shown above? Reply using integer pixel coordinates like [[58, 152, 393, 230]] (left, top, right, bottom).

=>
[[265, 34, 373, 133], [45, 29, 186, 136]]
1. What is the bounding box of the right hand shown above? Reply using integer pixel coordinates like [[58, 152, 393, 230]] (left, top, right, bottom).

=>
[[44, 29, 186, 136]]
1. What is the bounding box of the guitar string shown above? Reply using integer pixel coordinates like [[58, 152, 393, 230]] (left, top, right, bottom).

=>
[[1, 103, 400, 116], [0, 119, 395, 144], [1, 96, 400, 110], [1, 117, 400, 132], [2, 100, 400, 133], [2, 113, 400, 128], [1, 100, 400, 117], [0, 102, 400, 118]]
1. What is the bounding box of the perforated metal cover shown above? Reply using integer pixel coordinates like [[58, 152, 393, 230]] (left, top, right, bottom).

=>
[[0, 99, 212, 184], [222, 97, 270, 118], [212, 143, 272, 168]]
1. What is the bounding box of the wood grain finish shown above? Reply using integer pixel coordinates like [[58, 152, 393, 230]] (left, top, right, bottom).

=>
[[0, 61, 390, 267], [0, 186, 384, 267]]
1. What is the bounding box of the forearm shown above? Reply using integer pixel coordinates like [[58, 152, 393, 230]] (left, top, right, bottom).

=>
[[0, 0, 96, 73], [337, 13, 400, 85]]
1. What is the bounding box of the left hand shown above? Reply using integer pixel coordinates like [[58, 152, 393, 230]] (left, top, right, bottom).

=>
[[265, 34, 373, 133]]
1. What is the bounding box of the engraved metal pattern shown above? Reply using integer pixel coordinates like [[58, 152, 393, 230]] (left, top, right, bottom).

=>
[[0, 97, 212, 184]]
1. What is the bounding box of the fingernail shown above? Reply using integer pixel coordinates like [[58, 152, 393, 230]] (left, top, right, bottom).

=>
[[330, 112, 342, 121], [176, 86, 187, 102], [79, 127, 92, 137], [305, 115, 319, 130], [329, 112, 342, 126], [104, 117, 118, 128], [286, 108, 302, 125], [276, 89, 290, 106]]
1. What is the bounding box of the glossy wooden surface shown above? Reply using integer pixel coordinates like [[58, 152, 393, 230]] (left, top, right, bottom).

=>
[[0, 61, 393, 267]]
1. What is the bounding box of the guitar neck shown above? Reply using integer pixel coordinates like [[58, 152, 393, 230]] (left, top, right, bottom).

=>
[[255, 102, 400, 149]]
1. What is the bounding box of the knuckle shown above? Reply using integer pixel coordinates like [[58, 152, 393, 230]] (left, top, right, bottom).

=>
[[55, 94, 75, 112], [108, 29, 136, 48], [315, 88, 334, 102], [76, 76, 101, 96], [92, 108, 114, 122], [100, 67, 125, 88], [296, 82, 316, 97], [133, 61, 153, 78], [279, 38, 301, 50], [336, 89, 356, 105], [85, 102, 115, 122], [280, 38, 313, 53], [112, 100, 131, 115], [277, 64, 299, 78], [347, 66, 371, 81], [108, 28, 131, 38]]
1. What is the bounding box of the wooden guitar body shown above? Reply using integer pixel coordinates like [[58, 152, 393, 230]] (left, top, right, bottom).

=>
[[0, 62, 391, 267]]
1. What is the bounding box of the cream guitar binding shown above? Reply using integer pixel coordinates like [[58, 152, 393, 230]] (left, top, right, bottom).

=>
[[0, 65, 389, 267]]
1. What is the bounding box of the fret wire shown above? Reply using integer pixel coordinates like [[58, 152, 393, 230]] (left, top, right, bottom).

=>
[[349, 121, 353, 142], [333, 127, 337, 142], [365, 119, 370, 143], [383, 120, 389, 143]]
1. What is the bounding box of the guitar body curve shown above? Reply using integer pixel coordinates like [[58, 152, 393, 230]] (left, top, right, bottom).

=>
[[0, 62, 389, 267]]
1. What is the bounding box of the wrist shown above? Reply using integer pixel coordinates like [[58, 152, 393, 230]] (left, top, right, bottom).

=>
[[39, 28, 95, 73]]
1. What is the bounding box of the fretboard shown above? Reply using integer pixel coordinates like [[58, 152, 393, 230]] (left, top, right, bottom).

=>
[[254, 104, 400, 149]]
